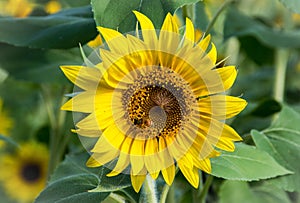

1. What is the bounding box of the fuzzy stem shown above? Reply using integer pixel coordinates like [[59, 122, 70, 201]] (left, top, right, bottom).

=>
[[204, 0, 235, 36], [143, 175, 158, 203], [160, 184, 171, 203], [274, 49, 289, 102], [41, 85, 69, 178], [198, 175, 214, 203]]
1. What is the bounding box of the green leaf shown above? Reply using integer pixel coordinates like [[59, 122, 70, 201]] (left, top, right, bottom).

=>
[[0, 6, 97, 49], [251, 106, 300, 192], [224, 7, 300, 48], [35, 175, 110, 203], [0, 43, 82, 83], [250, 99, 281, 118], [219, 180, 292, 203], [91, 0, 200, 33], [36, 153, 133, 203], [211, 143, 292, 181], [278, 0, 300, 14], [51, 153, 132, 191]]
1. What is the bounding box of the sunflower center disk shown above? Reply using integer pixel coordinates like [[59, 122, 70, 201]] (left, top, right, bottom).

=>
[[122, 67, 198, 140], [21, 162, 41, 183]]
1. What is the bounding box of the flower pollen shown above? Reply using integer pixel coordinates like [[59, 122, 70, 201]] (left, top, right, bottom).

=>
[[122, 67, 198, 140]]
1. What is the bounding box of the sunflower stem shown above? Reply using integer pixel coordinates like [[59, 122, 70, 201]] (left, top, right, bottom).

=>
[[41, 84, 70, 178], [274, 49, 289, 102], [143, 175, 158, 203], [165, 184, 174, 203], [204, 0, 235, 37], [198, 174, 214, 203], [160, 184, 171, 203]]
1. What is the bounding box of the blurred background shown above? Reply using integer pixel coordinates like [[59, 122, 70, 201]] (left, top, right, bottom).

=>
[[0, 0, 299, 202]]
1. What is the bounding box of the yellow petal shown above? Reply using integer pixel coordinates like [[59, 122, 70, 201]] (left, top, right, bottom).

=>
[[161, 164, 175, 185], [133, 11, 157, 46], [130, 139, 145, 175], [100, 50, 135, 88], [87, 34, 103, 48], [76, 113, 99, 131], [191, 65, 237, 97], [165, 136, 193, 169], [150, 171, 160, 180], [60, 66, 100, 90], [159, 14, 180, 67], [216, 65, 237, 91], [86, 156, 101, 167], [185, 17, 194, 44], [158, 136, 174, 170], [61, 91, 95, 113], [97, 27, 128, 54], [72, 128, 100, 138], [107, 152, 130, 177], [193, 158, 211, 173], [198, 95, 247, 119], [161, 13, 179, 33], [199, 117, 242, 151], [207, 43, 217, 64], [87, 151, 119, 167], [178, 161, 199, 188], [144, 138, 161, 173], [131, 170, 146, 192], [197, 34, 211, 52]]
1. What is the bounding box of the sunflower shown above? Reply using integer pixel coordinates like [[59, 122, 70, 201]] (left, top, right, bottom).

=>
[[61, 11, 247, 192], [0, 98, 13, 145], [0, 142, 49, 202], [45, 0, 61, 14], [1, 0, 34, 17]]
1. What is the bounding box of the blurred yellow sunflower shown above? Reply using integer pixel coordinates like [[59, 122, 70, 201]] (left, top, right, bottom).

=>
[[45, 0, 61, 14], [1, 0, 34, 17], [0, 98, 13, 146], [61, 11, 246, 192], [0, 142, 49, 202]]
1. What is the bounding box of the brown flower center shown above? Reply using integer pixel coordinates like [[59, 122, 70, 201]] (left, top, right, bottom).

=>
[[20, 162, 41, 183], [122, 67, 197, 139]]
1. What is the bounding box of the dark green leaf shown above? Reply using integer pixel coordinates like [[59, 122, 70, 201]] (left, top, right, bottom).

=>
[[35, 175, 110, 203], [0, 6, 97, 49], [278, 0, 300, 14], [211, 143, 291, 181], [0, 43, 82, 83], [219, 180, 291, 203], [37, 152, 134, 202], [239, 36, 274, 65], [224, 7, 300, 48], [49, 153, 100, 182], [250, 99, 281, 117], [91, 0, 200, 33], [251, 105, 300, 192]]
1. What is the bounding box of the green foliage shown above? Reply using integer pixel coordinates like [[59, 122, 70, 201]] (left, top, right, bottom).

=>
[[251, 105, 300, 192], [211, 143, 291, 181], [219, 181, 292, 203], [91, 0, 201, 33], [0, 6, 97, 49], [278, 0, 300, 14], [0, 43, 82, 83], [35, 153, 133, 203], [224, 7, 300, 48]]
